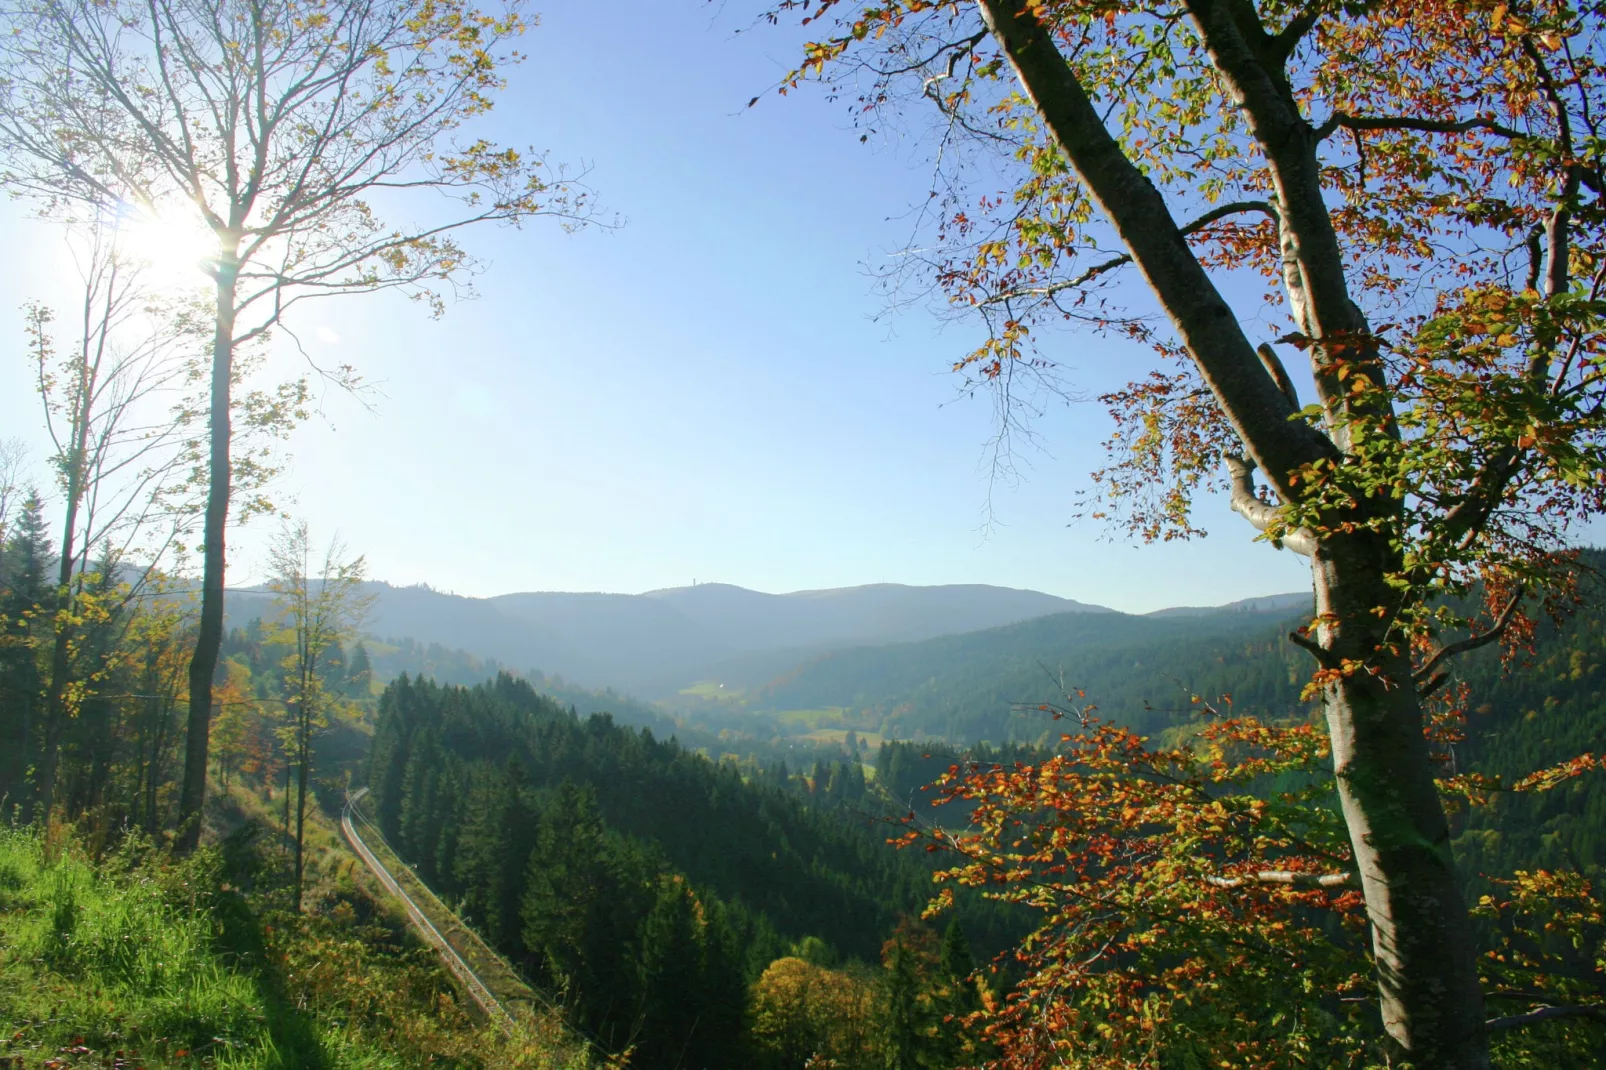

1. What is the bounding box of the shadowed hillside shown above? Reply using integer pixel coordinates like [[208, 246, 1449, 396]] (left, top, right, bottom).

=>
[[229, 580, 1108, 696]]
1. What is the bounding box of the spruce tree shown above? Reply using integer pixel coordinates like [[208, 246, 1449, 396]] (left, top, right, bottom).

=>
[[637, 877, 704, 1070], [521, 782, 651, 1050], [346, 642, 372, 698], [0, 493, 50, 811], [937, 918, 981, 1065], [693, 900, 750, 1070], [940, 918, 974, 988], [455, 757, 535, 948], [882, 937, 924, 1070]]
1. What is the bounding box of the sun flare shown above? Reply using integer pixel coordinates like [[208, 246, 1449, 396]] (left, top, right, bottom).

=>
[[113, 204, 218, 291]]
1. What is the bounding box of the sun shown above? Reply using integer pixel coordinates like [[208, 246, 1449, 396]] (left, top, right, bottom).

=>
[[112, 202, 219, 292]]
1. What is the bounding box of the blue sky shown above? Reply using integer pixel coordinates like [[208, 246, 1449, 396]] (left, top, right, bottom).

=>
[[0, 0, 1318, 613]]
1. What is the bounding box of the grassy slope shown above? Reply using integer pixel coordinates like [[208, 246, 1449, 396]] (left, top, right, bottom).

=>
[[0, 785, 592, 1070]]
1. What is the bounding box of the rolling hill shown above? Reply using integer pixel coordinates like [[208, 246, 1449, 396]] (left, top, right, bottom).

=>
[[735, 598, 1316, 742], [227, 579, 1109, 696]]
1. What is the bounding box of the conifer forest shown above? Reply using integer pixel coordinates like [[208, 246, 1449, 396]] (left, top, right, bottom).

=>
[[5, 1, 1606, 1069]]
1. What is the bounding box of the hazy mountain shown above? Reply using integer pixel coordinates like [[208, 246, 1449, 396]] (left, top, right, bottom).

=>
[[1147, 591, 1310, 617], [744, 599, 1315, 743], [227, 579, 1107, 696], [642, 582, 1102, 649]]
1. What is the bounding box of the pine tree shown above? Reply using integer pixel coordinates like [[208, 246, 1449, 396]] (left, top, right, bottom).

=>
[[844, 757, 867, 805], [939, 918, 974, 989], [0, 492, 51, 811], [2, 492, 52, 605], [368, 674, 418, 842], [346, 641, 373, 698], [880, 921, 941, 1070], [521, 782, 651, 1051], [637, 877, 704, 1070], [936, 918, 981, 1065], [882, 937, 924, 1070], [398, 729, 440, 869], [455, 759, 527, 944], [456, 757, 535, 949], [433, 767, 462, 881], [693, 900, 750, 1070]]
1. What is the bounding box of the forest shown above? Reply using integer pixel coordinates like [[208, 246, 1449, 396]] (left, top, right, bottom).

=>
[[5, 0, 1606, 1067], [6, 512, 1606, 1068], [6, 417, 1606, 1068], [367, 672, 1006, 1067]]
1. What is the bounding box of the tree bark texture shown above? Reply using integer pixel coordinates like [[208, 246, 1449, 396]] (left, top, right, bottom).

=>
[[1313, 535, 1488, 1066], [971, 1, 1490, 1064]]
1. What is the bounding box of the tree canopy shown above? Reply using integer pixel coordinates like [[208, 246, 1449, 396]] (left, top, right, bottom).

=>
[[0, 0, 594, 848], [765, 0, 1606, 1065]]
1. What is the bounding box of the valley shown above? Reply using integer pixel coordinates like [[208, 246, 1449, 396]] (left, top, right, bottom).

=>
[[8, 555, 1606, 1068], [227, 579, 1316, 758], [3, 0, 1605, 1064]]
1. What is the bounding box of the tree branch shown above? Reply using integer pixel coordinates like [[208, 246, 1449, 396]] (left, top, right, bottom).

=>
[[1257, 343, 1300, 409], [1314, 113, 1524, 141], [1412, 591, 1523, 682], [1268, 8, 1321, 62], [984, 200, 1278, 304], [1225, 453, 1316, 555], [1417, 670, 1450, 700], [1486, 1004, 1606, 1032], [972, 0, 1332, 502], [1205, 870, 1355, 889], [1288, 628, 1336, 669]]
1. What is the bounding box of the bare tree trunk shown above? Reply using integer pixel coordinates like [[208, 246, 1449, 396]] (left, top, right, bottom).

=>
[[130, 726, 146, 829], [284, 748, 293, 835], [35, 433, 84, 822], [33, 716, 68, 827], [1314, 535, 1488, 1066], [294, 725, 309, 912], [140, 675, 166, 834], [293, 643, 318, 911], [30, 340, 89, 823], [176, 258, 238, 853]]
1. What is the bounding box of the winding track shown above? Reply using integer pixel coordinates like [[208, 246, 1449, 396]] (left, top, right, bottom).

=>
[[340, 787, 516, 1031]]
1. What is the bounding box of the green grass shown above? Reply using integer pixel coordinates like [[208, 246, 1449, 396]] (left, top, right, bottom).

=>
[[800, 728, 885, 751], [0, 808, 593, 1070], [771, 707, 849, 729], [0, 825, 271, 1066], [677, 680, 744, 702]]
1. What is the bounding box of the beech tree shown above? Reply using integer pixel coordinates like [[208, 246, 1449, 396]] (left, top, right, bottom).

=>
[[768, 0, 1606, 1066], [898, 690, 1606, 1069], [750, 955, 880, 1069], [0, 0, 593, 850]]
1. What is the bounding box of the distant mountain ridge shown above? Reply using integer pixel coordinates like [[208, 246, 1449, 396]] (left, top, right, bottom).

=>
[[1147, 591, 1310, 617], [742, 597, 1315, 742], [228, 579, 1110, 696]]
